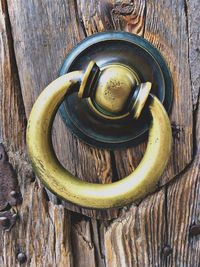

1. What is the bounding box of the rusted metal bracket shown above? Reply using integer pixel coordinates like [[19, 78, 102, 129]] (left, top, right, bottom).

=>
[[0, 210, 18, 231], [0, 144, 22, 211]]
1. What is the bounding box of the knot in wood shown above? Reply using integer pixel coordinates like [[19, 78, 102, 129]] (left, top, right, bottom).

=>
[[113, 2, 134, 15]]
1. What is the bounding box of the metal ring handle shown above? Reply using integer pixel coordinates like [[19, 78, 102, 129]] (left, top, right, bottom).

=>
[[27, 70, 172, 209]]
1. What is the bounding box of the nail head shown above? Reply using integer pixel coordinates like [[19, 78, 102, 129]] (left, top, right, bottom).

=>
[[162, 245, 172, 257], [0, 217, 10, 228], [17, 252, 27, 264], [190, 224, 200, 236]]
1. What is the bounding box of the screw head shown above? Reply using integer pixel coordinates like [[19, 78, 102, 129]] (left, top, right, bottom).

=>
[[162, 245, 172, 257], [190, 224, 200, 236]]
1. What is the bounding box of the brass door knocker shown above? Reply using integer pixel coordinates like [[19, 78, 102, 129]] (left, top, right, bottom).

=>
[[27, 32, 173, 209]]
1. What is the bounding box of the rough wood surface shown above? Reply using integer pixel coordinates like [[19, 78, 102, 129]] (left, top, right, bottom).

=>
[[0, 0, 26, 152], [144, 0, 193, 184], [187, 0, 200, 109], [0, 0, 199, 266], [6, 0, 194, 219]]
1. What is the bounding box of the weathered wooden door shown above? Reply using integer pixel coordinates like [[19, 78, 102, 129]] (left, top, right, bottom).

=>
[[0, 0, 199, 266]]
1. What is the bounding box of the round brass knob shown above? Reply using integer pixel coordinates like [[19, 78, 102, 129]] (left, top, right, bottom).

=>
[[79, 61, 152, 120], [94, 64, 137, 115], [27, 60, 172, 209]]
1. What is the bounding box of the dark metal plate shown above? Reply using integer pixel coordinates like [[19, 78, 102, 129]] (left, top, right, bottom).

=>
[[59, 31, 173, 149]]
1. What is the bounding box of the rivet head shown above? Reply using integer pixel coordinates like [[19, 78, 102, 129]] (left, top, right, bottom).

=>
[[162, 245, 172, 257], [0, 211, 18, 231], [9, 190, 23, 206], [10, 190, 18, 198], [0, 217, 11, 229], [190, 224, 200, 236], [17, 252, 27, 264]]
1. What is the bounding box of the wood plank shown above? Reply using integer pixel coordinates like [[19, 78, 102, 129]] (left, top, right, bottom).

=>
[[7, 0, 117, 219], [187, 0, 200, 109], [143, 0, 193, 185], [0, 1, 74, 266], [70, 215, 97, 267], [0, 0, 26, 152], [104, 190, 167, 267], [164, 3, 200, 264], [164, 105, 200, 267]]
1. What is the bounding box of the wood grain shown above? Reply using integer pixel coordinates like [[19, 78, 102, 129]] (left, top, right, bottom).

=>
[[144, 0, 193, 184], [77, 0, 146, 35], [187, 0, 200, 109], [0, 0, 199, 266], [0, 0, 26, 152], [0, 2, 73, 265], [1, 182, 74, 266], [104, 191, 166, 267]]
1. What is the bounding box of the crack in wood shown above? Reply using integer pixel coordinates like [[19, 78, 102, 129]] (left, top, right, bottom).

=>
[[110, 151, 119, 182], [192, 90, 200, 157]]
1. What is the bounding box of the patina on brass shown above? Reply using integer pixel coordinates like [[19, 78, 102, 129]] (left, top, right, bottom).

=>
[[26, 61, 172, 209], [78, 61, 151, 121], [93, 64, 138, 116]]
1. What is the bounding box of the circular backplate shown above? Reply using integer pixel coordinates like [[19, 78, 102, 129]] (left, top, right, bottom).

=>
[[59, 31, 173, 149]]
